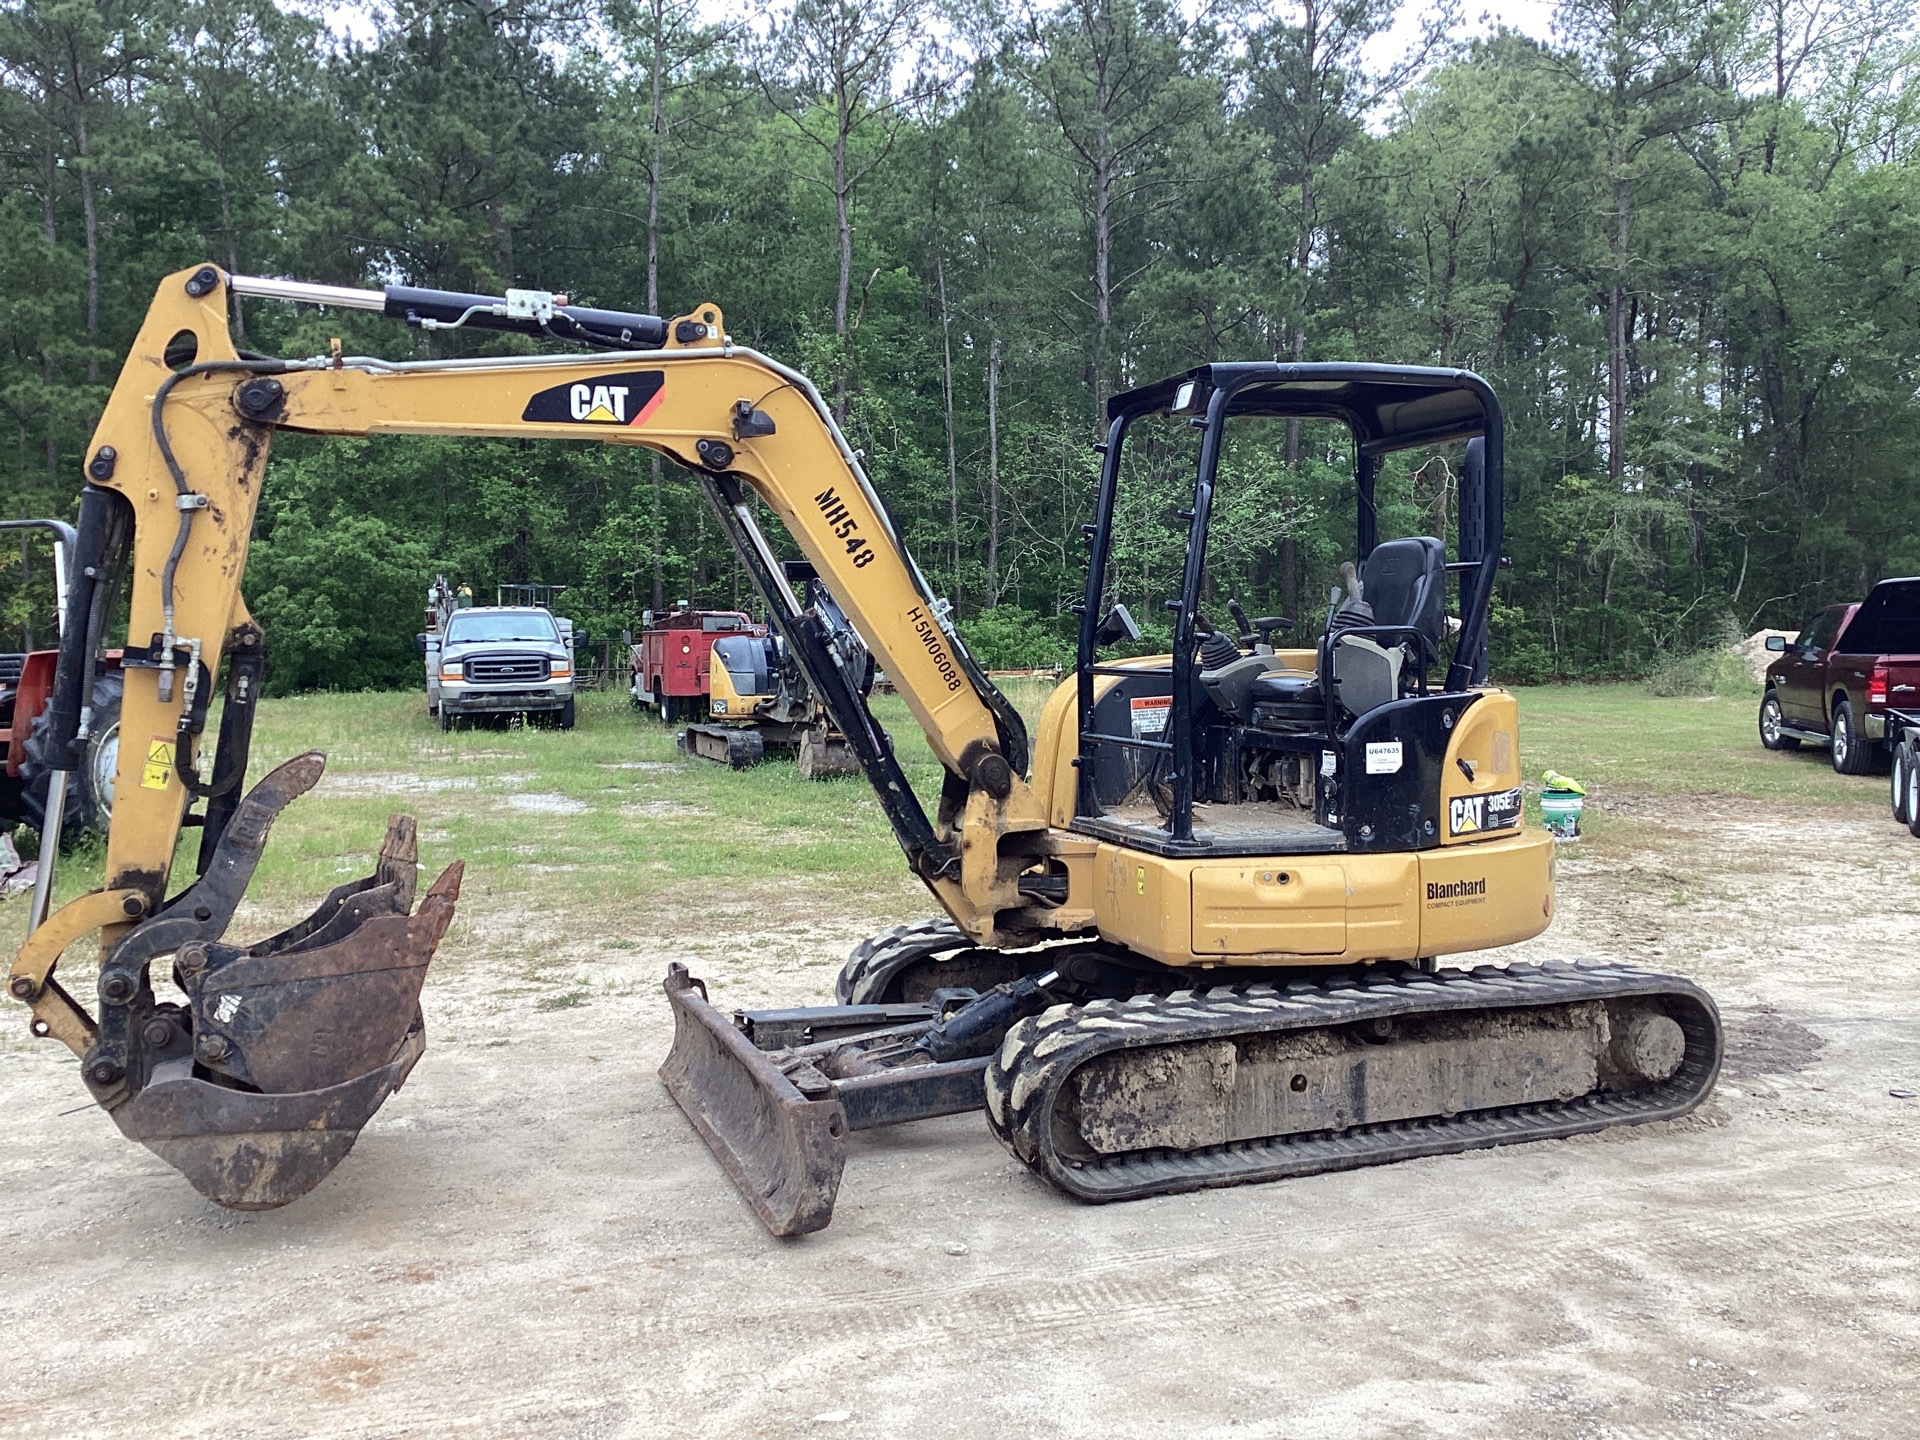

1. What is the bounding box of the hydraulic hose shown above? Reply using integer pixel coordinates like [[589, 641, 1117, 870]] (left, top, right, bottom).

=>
[[149, 359, 296, 693]]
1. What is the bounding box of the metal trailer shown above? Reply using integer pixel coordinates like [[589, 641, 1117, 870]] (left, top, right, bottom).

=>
[[1889, 707, 1920, 836]]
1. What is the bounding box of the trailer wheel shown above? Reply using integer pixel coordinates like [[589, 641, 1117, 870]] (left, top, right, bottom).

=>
[[19, 668, 123, 845], [1895, 741, 1913, 825], [1909, 743, 1920, 838]]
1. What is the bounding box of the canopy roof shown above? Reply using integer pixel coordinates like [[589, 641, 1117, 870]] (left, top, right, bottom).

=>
[[1108, 362, 1500, 458]]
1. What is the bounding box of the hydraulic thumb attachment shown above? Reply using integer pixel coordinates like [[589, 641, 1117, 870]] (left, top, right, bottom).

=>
[[659, 963, 1058, 1235], [11, 754, 463, 1209]]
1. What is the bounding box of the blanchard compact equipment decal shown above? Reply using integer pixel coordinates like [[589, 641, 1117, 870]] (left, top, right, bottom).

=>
[[1448, 785, 1524, 837], [521, 370, 666, 426], [1425, 877, 1488, 907]]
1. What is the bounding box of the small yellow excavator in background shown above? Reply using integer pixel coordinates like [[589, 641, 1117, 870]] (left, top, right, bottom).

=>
[[682, 561, 867, 777], [8, 265, 1721, 1228]]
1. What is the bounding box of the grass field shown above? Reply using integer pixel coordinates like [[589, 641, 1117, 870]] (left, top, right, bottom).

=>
[[11, 677, 1883, 948]]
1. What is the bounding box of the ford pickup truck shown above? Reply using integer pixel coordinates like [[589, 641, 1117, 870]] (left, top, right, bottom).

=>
[[1760, 577, 1920, 773]]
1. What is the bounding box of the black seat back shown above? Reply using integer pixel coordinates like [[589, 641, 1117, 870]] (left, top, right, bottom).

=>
[[1362, 537, 1446, 659]]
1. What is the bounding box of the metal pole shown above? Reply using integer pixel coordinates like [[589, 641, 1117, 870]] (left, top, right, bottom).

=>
[[227, 274, 386, 311], [27, 772, 67, 933], [0, 518, 79, 938]]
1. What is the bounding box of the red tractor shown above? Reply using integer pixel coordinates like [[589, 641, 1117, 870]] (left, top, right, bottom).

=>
[[628, 607, 763, 722], [0, 520, 124, 910]]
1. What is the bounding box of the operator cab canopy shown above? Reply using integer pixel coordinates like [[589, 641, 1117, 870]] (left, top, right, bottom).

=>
[[1113, 361, 1499, 460], [1098, 361, 1504, 685]]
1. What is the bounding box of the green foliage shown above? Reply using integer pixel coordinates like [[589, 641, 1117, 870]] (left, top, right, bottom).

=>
[[959, 607, 1073, 670], [0, 0, 1917, 699], [1644, 638, 1761, 700]]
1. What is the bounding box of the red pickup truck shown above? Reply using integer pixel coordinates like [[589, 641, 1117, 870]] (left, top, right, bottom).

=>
[[1760, 577, 1920, 773]]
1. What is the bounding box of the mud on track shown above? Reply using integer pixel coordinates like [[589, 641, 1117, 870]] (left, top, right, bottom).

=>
[[2, 793, 1917, 1439]]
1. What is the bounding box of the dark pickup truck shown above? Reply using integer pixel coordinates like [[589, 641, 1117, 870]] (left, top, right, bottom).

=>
[[1760, 577, 1920, 773]]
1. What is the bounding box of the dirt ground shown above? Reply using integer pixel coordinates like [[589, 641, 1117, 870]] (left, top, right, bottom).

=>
[[3, 791, 1918, 1440]]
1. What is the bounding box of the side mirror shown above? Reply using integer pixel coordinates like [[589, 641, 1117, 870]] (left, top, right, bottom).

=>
[[1093, 603, 1141, 648], [573, 632, 590, 649], [416, 633, 430, 654], [1765, 634, 1787, 653]]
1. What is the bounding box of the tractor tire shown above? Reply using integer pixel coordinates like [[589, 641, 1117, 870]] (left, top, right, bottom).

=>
[[1759, 691, 1798, 751], [1831, 699, 1873, 775], [19, 667, 123, 846]]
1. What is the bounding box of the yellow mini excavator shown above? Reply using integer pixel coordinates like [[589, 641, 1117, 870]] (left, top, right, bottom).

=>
[[9, 265, 1721, 1227], [680, 561, 868, 778]]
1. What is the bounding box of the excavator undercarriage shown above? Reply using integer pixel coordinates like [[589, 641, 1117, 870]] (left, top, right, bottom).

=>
[[664, 948, 1718, 1234]]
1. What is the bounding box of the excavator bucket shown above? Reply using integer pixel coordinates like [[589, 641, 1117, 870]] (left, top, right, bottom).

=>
[[77, 755, 463, 1209], [795, 725, 861, 781], [660, 964, 848, 1235]]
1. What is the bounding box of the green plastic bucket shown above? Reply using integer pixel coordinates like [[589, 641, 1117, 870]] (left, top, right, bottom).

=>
[[1539, 790, 1585, 839]]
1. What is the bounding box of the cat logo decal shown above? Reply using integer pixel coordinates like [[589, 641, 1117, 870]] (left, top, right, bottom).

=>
[[522, 370, 666, 427]]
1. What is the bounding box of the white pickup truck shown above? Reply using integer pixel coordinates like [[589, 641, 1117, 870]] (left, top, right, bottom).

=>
[[419, 580, 578, 731]]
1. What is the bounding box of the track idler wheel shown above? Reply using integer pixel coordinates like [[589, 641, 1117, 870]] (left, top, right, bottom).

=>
[[65, 754, 464, 1209]]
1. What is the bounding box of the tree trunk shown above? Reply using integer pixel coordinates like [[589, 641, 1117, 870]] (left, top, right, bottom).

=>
[[77, 106, 99, 384], [647, 0, 667, 612], [833, 81, 853, 421], [1282, 330, 1305, 622], [40, 125, 58, 482], [1608, 152, 1629, 482], [219, 167, 247, 342], [1091, 46, 1113, 423], [936, 245, 959, 598], [986, 328, 1002, 609]]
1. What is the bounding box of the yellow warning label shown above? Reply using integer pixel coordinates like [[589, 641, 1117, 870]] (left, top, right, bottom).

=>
[[141, 737, 175, 790]]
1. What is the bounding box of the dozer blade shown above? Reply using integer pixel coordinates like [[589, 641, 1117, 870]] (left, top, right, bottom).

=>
[[80, 757, 465, 1209], [795, 725, 860, 781], [659, 963, 848, 1236]]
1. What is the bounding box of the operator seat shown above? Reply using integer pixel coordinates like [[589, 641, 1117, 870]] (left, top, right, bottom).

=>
[[1359, 536, 1446, 660], [1242, 536, 1448, 730]]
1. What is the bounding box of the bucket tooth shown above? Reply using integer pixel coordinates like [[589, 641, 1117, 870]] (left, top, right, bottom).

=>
[[659, 963, 848, 1236]]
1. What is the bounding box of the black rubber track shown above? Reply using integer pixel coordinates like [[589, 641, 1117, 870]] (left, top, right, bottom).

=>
[[983, 959, 1722, 1203]]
